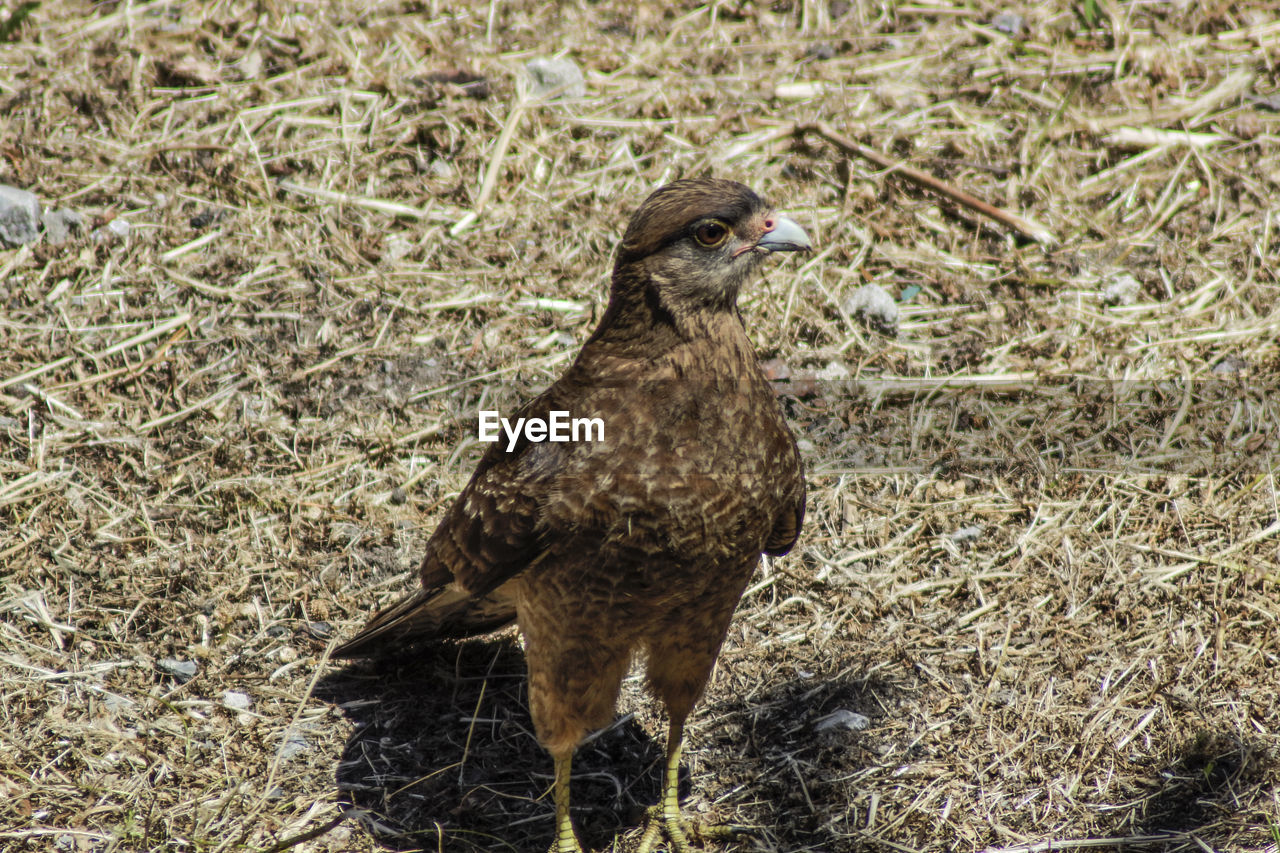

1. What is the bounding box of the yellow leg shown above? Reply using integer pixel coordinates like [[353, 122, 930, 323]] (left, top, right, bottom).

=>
[[635, 719, 752, 853], [635, 719, 694, 853], [549, 752, 584, 853]]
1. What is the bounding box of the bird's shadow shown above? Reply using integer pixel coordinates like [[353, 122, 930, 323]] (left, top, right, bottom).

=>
[[316, 636, 667, 853]]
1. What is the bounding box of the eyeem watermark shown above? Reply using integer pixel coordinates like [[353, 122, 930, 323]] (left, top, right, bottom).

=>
[[479, 410, 605, 451]]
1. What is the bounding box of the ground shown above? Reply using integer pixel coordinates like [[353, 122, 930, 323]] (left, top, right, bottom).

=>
[[1, 1, 1278, 852]]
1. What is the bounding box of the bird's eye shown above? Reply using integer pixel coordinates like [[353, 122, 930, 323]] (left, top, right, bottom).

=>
[[693, 220, 729, 248]]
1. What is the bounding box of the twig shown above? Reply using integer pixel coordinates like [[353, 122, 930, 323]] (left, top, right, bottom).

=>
[[451, 95, 528, 236], [979, 834, 1181, 853], [1, 356, 74, 392], [137, 378, 250, 433], [794, 121, 1057, 246], [278, 179, 454, 221], [95, 312, 192, 360], [255, 812, 350, 853], [1066, 68, 1255, 137]]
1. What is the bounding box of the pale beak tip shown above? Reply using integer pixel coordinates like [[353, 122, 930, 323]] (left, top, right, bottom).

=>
[[755, 215, 812, 253]]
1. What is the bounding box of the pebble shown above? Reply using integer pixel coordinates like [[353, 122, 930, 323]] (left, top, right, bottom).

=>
[[42, 207, 84, 245], [1212, 356, 1247, 376], [992, 12, 1025, 36], [0, 184, 42, 247], [385, 233, 413, 261], [277, 730, 310, 761], [93, 218, 131, 243], [843, 283, 899, 335], [949, 524, 984, 545], [774, 81, 827, 100], [1099, 272, 1141, 306], [157, 657, 199, 682], [815, 709, 871, 732], [526, 56, 585, 99], [815, 361, 852, 381], [222, 690, 253, 710]]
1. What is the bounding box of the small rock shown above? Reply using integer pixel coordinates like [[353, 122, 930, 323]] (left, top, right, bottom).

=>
[[385, 233, 413, 261], [949, 524, 984, 545], [102, 692, 136, 715], [806, 43, 836, 60], [389, 486, 408, 505], [1212, 356, 1248, 376], [307, 621, 333, 639], [0, 184, 42, 248], [774, 81, 827, 100], [233, 49, 263, 81], [329, 521, 364, 545], [991, 12, 1025, 36], [815, 361, 852, 382], [190, 207, 223, 229], [815, 709, 871, 732], [1250, 92, 1280, 112], [222, 690, 253, 710], [843, 283, 899, 335], [93, 218, 131, 243], [42, 208, 84, 245], [157, 657, 198, 682], [761, 358, 792, 381], [1100, 272, 1141, 306], [277, 729, 310, 761], [526, 56, 586, 99]]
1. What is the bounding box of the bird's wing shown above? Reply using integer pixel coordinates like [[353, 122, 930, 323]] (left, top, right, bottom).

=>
[[333, 392, 575, 657], [763, 439, 806, 557]]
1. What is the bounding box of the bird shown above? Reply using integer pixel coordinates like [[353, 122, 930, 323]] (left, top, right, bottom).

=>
[[334, 178, 810, 853]]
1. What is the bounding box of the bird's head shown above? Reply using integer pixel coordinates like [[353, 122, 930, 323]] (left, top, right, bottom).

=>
[[612, 179, 811, 316]]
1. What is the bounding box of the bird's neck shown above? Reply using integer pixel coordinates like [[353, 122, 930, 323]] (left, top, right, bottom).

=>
[[586, 284, 744, 353], [573, 290, 759, 392]]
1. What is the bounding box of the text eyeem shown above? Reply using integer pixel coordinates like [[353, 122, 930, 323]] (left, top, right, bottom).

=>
[[478, 410, 605, 451]]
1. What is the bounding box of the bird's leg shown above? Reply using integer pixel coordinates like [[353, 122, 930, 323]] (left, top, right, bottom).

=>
[[635, 717, 752, 853], [635, 717, 694, 853], [549, 750, 584, 853]]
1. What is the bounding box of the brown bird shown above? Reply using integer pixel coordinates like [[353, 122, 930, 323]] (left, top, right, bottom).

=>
[[334, 178, 810, 853]]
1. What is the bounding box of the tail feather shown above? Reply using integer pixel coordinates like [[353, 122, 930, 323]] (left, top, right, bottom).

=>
[[333, 583, 518, 658]]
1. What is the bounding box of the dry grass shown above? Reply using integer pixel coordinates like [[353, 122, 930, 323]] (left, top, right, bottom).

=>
[[2, 1, 1279, 851]]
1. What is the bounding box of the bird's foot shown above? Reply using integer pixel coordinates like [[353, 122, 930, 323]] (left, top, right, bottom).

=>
[[634, 805, 751, 853]]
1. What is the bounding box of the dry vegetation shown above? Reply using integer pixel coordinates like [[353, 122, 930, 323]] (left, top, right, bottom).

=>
[[2, 1, 1279, 851]]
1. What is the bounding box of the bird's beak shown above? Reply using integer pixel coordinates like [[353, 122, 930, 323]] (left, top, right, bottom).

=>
[[754, 216, 812, 253]]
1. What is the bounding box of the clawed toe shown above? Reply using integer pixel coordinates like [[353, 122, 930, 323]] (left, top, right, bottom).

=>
[[633, 805, 752, 853]]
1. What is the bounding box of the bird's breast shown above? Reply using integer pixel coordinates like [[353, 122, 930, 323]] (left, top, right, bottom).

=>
[[540, 370, 794, 562]]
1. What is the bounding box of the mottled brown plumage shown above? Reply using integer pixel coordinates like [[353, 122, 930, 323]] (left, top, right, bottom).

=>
[[335, 178, 809, 852]]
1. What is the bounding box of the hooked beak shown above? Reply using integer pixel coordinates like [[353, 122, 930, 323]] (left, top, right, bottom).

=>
[[754, 215, 812, 254]]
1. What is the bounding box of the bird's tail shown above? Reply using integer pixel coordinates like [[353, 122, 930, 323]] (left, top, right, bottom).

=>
[[332, 582, 518, 658]]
